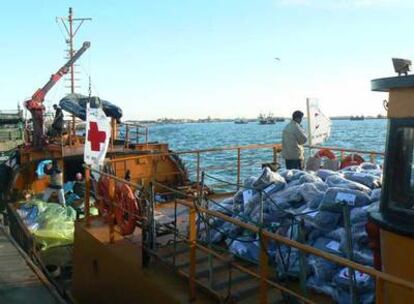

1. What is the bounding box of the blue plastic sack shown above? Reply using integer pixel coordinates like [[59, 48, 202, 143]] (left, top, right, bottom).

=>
[[36, 160, 52, 178]]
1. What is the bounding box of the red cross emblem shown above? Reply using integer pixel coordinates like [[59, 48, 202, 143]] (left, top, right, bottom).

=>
[[87, 121, 106, 151]]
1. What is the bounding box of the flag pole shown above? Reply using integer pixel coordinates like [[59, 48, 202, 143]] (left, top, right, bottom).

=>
[[306, 98, 313, 159]]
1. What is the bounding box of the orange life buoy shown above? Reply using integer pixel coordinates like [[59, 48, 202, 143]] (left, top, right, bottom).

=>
[[114, 183, 138, 235], [340, 153, 365, 169], [96, 175, 114, 221], [314, 148, 336, 160]]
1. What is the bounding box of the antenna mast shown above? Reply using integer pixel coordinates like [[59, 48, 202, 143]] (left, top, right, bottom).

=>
[[57, 8, 91, 145], [57, 7, 92, 94]]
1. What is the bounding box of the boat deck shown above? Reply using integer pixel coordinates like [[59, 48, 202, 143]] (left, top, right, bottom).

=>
[[0, 227, 63, 304]]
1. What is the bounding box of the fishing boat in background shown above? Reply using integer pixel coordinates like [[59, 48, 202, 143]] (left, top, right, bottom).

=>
[[234, 118, 248, 124], [350, 115, 365, 120], [258, 113, 276, 124]]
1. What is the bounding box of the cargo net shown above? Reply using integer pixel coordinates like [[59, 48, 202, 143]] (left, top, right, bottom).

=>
[[195, 163, 382, 304]]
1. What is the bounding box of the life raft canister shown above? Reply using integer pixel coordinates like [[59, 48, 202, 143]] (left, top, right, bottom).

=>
[[314, 148, 336, 160], [114, 183, 138, 235], [340, 153, 365, 169], [96, 175, 115, 221]]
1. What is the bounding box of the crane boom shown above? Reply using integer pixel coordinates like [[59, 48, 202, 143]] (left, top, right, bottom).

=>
[[24, 41, 90, 149], [25, 41, 91, 110]]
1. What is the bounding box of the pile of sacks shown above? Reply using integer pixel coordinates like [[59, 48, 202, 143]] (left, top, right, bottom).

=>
[[200, 162, 382, 304]]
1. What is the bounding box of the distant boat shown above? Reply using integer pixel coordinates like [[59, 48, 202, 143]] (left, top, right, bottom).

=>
[[275, 117, 285, 122], [258, 113, 276, 124], [234, 118, 248, 124], [350, 115, 365, 121]]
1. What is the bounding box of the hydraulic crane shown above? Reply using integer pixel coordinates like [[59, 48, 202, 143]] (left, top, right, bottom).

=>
[[24, 41, 91, 149]]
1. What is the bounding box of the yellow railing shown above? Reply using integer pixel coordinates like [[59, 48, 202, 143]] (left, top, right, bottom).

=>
[[150, 180, 413, 304], [107, 142, 383, 191], [81, 164, 414, 304]]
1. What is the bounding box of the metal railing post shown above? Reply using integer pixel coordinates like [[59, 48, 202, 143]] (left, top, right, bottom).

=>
[[343, 203, 357, 304], [189, 203, 197, 301], [200, 172, 214, 289], [196, 151, 201, 187], [259, 191, 264, 225], [376, 276, 384, 304], [237, 148, 241, 190], [84, 165, 91, 227], [259, 231, 269, 304], [150, 182, 156, 250], [273, 146, 278, 164], [370, 153, 375, 163], [108, 179, 115, 244], [125, 125, 129, 148], [298, 219, 308, 297], [173, 198, 177, 267]]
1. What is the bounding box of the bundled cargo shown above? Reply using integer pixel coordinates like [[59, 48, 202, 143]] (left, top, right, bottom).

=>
[[198, 161, 382, 304]]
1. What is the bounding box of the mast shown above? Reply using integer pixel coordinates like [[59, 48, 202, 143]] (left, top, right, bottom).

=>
[[57, 7, 91, 144]]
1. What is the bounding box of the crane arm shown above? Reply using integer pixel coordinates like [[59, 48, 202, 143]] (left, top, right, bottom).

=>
[[25, 41, 91, 110]]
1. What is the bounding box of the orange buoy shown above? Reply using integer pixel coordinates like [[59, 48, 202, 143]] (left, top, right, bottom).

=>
[[340, 153, 365, 169], [115, 183, 138, 235], [96, 175, 114, 221], [314, 148, 336, 160]]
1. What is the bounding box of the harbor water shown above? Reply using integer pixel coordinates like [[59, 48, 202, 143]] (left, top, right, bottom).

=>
[[145, 119, 387, 190]]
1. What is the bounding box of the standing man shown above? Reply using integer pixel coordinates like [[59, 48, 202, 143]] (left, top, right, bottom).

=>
[[51, 104, 64, 138], [282, 110, 308, 169], [43, 160, 66, 206]]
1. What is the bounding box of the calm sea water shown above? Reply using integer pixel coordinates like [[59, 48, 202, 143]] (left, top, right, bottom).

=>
[[143, 119, 387, 189]]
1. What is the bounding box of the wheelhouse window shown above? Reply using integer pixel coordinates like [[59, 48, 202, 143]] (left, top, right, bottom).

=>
[[388, 126, 414, 212]]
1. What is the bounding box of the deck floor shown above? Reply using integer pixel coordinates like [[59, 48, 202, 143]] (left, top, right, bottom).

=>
[[0, 228, 62, 304]]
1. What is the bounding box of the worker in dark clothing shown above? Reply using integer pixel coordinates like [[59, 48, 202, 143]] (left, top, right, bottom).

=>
[[51, 104, 64, 138], [43, 160, 66, 206], [73, 172, 86, 198], [31, 106, 45, 149]]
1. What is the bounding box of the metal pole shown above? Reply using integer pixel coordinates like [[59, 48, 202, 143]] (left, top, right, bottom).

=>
[[200, 172, 214, 289], [150, 182, 156, 250], [189, 204, 197, 301], [343, 203, 357, 304], [108, 179, 115, 244], [298, 219, 308, 297], [237, 148, 241, 190], [259, 232, 269, 304], [84, 165, 91, 227], [173, 198, 177, 267], [259, 191, 264, 225], [196, 151, 201, 187], [306, 98, 313, 160], [125, 125, 129, 148]]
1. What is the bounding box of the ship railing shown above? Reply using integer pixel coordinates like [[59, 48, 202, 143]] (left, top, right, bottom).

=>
[[145, 177, 414, 304], [83, 165, 147, 243], [118, 121, 149, 146], [107, 142, 383, 192], [306, 144, 385, 163]]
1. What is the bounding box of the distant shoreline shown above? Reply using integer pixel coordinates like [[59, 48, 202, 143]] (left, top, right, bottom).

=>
[[128, 116, 386, 125]]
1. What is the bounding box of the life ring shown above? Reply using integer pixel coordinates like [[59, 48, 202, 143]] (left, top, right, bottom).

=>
[[340, 153, 365, 169], [96, 175, 114, 221], [114, 183, 138, 235], [314, 148, 336, 160]]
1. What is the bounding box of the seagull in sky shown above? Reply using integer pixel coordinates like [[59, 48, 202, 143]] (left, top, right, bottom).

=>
[[274, 57, 280, 61]]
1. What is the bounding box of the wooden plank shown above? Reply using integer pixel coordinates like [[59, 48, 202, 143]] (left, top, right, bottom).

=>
[[0, 229, 62, 303]]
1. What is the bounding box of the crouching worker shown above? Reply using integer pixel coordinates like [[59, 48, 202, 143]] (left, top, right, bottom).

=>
[[43, 160, 66, 206]]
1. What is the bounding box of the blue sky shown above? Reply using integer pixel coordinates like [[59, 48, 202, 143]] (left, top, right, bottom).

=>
[[2, 0, 414, 119]]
